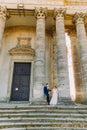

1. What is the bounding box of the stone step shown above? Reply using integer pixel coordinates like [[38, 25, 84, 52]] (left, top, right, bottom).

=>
[[0, 121, 87, 129], [0, 104, 87, 129], [0, 104, 87, 110], [1, 128, 87, 130], [0, 109, 82, 112], [0, 117, 86, 122], [0, 109, 86, 114], [0, 113, 86, 118]]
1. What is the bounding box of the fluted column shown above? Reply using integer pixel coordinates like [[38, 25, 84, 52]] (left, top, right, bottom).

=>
[[53, 33, 58, 87], [73, 13, 87, 103], [0, 6, 7, 51], [0, 6, 7, 74], [33, 7, 47, 101], [54, 8, 71, 101], [68, 27, 84, 103]]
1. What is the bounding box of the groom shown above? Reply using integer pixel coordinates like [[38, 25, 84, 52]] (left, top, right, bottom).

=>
[[44, 83, 50, 105]]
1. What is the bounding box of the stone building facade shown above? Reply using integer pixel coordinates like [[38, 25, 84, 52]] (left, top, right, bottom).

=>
[[0, 0, 87, 104]]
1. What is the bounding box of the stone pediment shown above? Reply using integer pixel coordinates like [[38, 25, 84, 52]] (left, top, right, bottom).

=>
[[9, 46, 35, 56], [9, 37, 35, 56]]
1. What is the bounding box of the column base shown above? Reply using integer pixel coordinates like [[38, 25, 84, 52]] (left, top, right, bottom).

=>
[[31, 97, 47, 105], [58, 97, 75, 105]]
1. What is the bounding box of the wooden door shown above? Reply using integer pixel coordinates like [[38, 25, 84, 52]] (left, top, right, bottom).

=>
[[10, 62, 31, 101]]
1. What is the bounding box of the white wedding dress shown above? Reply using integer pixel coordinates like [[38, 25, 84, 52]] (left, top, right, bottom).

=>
[[50, 88, 58, 105]]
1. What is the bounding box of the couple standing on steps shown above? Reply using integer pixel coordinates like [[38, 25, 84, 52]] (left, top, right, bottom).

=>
[[44, 83, 58, 105]]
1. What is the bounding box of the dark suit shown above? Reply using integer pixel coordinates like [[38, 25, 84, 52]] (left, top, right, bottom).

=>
[[44, 86, 50, 105]]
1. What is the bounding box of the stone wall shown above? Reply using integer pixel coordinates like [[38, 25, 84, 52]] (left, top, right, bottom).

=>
[[0, 25, 53, 102], [0, 26, 36, 102]]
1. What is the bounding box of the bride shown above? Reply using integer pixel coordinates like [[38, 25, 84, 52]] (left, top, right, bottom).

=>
[[50, 86, 58, 105]]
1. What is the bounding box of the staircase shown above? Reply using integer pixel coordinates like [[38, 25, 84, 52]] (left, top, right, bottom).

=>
[[0, 103, 87, 130]]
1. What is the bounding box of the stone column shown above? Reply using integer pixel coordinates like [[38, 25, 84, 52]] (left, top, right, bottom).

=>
[[73, 13, 87, 103], [0, 6, 7, 51], [54, 8, 71, 102], [33, 7, 47, 101], [0, 6, 7, 74], [68, 26, 84, 103]]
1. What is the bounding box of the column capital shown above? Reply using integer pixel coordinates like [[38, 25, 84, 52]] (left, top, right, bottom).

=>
[[35, 7, 47, 19], [54, 8, 66, 19], [73, 12, 85, 24], [0, 6, 9, 21]]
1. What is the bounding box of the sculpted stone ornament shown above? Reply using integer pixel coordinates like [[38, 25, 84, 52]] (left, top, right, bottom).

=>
[[35, 7, 47, 19], [73, 12, 85, 24], [17, 37, 31, 47], [0, 6, 9, 20], [0, 6, 9, 52], [54, 8, 66, 19], [9, 37, 35, 56]]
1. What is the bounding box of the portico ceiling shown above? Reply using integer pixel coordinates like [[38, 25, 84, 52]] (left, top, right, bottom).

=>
[[6, 15, 36, 27], [5, 9, 73, 29]]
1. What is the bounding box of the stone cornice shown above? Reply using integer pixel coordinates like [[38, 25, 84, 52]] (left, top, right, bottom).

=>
[[1, 0, 87, 7], [5, 6, 87, 16], [65, 0, 87, 5], [9, 47, 35, 56]]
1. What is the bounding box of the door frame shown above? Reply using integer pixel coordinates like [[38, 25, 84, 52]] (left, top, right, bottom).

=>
[[7, 56, 34, 103]]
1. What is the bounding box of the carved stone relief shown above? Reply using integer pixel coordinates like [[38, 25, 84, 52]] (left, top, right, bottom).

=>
[[9, 37, 35, 56]]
